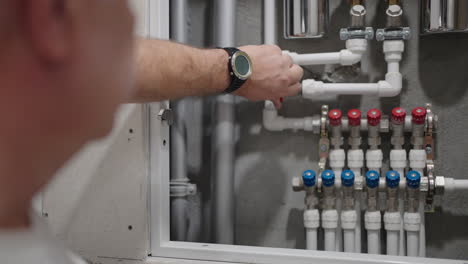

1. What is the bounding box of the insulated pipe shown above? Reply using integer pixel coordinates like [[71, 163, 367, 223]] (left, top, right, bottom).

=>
[[213, 0, 236, 245], [343, 229, 355, 252], [367, 229, 380, 254], [170, 0, 189, 242], [306, 228, 318, 250], [407, 230, 420, 257]]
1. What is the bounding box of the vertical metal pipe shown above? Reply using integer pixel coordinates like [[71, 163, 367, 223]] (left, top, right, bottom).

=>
[[264, 0, 277, 45], [213, 0, 237, 245], [171, 0, 188, 43], [170, 0, 189, 242]]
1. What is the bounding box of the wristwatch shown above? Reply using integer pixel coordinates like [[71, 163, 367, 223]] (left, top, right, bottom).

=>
[[221, 47, 253, 94]]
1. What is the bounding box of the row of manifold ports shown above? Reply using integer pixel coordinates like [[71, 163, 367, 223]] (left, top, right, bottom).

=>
[[297, 168, 422, 256], [293, 106, 433, 257]]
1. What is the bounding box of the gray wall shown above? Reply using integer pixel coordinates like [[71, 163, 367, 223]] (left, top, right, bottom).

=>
[[185, 0, 468, 259]]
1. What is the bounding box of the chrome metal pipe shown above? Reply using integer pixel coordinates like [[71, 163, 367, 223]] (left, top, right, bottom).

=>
[[421, 0, 468, 34], [284, 0, 328, 38]]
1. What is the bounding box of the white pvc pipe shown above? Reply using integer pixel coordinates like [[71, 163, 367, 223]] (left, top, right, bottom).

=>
[[324, 229, 336, 251], [285, 39, 367, 66], [398, 199, 406, 256], [388, 61, 400, 73], [306, 229, 318, 250], [387, 230, 399, 255], [419, 200, 426, 257], [407, 231, 419, 257], [445, 178, 468, 192], [287, 52, 342, 65], [302, 41, 404, 100], [367, 230, 380, 255], [354, 195, 361, 253], [336, 198, 343, 252], [343, 229, 355, 253]]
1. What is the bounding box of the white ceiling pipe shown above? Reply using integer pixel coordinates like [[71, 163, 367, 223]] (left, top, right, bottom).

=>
[[284, 39, 367, 66], [302, 40, 404, 100]]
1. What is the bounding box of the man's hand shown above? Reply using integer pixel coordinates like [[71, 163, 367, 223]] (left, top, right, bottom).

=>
[[234, 45, 303, 109]]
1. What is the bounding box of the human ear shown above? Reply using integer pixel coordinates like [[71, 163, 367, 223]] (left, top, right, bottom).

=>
[[24, 0, 70, 64]]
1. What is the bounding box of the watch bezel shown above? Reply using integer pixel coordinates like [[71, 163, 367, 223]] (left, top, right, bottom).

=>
[[231, 51, 253, 81]]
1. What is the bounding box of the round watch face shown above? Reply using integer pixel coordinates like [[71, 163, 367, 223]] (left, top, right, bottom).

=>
[[231, 51, 253, 80]]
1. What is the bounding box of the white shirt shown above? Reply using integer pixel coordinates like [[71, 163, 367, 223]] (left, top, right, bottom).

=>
[[0, 213, 86, 264]]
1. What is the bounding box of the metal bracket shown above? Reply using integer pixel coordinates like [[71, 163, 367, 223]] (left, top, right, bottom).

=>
[[340, 27, 374, 40], [376, 27, 411, 41], [424, 103, 437, 212], [158, 108, 174, 126], [318, 105, 330, 180], [170, 179, 197, 197]]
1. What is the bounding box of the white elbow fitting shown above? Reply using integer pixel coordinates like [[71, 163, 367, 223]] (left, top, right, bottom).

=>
[[339, 50, 362, 66], [377, 72, 402, 97], [340, 39, 367, 65], [302, 79, 325, 99], [263, 108, 282, 131]]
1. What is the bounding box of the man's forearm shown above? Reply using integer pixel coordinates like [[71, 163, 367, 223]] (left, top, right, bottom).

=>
[[133, 38, 230, 102]]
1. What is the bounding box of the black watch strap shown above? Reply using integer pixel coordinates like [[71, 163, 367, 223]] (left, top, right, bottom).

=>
[[221, 47, 247, 94]]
